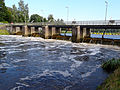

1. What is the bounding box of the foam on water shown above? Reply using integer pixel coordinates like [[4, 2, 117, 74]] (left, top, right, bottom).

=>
[[0, 35, 120, 90], [12, 59, 28, 63], [81, 65, 101, 78], [0, 63, 11, 69]]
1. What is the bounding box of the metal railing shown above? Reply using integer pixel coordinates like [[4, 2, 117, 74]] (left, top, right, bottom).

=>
[[66, 20, 120, 25], [7, 20, 120, 26]]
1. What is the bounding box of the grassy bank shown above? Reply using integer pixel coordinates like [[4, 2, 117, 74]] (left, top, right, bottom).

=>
[[97, 67, 120, 90], [97, 59, 120, 90], [0, 30, 9, 35]]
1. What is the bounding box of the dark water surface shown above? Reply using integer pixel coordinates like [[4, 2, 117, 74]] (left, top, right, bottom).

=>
[[0, 35, 120, 90]]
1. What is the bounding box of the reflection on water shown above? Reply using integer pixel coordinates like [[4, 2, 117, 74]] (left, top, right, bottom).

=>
[[0, 35, 120, 90], [91, 34, 120, 39], [60, 33, 120, 39]]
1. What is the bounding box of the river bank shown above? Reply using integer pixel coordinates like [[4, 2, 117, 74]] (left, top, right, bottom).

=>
[[97, 67, 120, 89]]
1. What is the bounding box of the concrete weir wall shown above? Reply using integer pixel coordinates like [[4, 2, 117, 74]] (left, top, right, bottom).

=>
[[6, 24, 120, 45], [72, 26, 90, 42], [10, 25, 91, 42]]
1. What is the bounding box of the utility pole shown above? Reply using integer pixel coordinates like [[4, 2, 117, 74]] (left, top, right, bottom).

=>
[[102, 1, 108, 39], [66, 6, 69, 25], [24, 12, 27, 25], [105, 1, 108, 24]]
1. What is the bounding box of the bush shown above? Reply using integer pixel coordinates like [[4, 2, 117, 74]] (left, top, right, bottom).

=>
[[0, 30, 9, 35], [102, 58, 120, 72], [0, 21, 8, 23]]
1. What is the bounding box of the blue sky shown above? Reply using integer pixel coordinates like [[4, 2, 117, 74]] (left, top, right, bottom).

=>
[[5, 0, 120, 21]]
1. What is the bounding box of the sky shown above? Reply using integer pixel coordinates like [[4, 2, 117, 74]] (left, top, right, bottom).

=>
[[5, 0, 120, 21]]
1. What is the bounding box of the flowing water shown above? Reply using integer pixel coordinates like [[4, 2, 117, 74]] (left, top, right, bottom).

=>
[[0, 35, 120, 90]]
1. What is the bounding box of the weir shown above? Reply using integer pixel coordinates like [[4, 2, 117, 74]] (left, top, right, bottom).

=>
[[6, 22, 120, 45]]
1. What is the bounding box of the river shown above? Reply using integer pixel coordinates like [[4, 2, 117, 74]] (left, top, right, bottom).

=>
[[0, 35, 120, 90]]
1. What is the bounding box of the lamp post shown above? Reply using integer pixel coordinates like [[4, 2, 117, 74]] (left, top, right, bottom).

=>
[[41, 10, 44, 25], [105, 1, 108, 24], [66, 6, 69, 24], [24, 12, 26, 25], [102, 1, 108, 39]]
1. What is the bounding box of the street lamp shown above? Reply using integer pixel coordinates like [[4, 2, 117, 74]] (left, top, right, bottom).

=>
[[105, 1, 108, 24], [66, 6, 69, 24], [24, 12, 26, 25], [102, 1, 108, 39]]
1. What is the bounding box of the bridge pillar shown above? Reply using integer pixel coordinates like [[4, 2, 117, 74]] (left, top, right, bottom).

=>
[[45, 26, 52, 39], [72, 26, 83, 42], [31, 27, 36, 34], [83, 28, 91, 38], [15, 27, 21, 33], [12, 26, 16, 34], [35, 27, 39, 33], [22, 25, 29, 36], [56, 28, 61, 34], [52, 27, 56, 36]]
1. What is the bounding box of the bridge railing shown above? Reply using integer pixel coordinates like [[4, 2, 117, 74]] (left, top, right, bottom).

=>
[[7, 20, 120, 26], [65, 20, 120, 25], [8, 22, 66, 26]]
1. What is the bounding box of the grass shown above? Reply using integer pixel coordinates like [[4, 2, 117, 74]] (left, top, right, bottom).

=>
[[0, 30, 9, 35], [97, 58, 120, 90], [97, 67, 120, 90], [102, 58, 120, 72]]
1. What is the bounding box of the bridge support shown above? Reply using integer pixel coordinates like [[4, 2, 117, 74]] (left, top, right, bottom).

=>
[[83, 28, 91, 38], [56, 28, 61, 34], [44, 26, 52, 39], [52, 27, 56, 36], [31, 27, 36, 35], [12, 26, 16, 34], [22, 25, 29, 36], [72, 26, 83, 42], [16, 27, 21, 33]]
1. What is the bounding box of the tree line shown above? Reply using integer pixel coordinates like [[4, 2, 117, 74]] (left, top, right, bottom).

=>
[[0, 0, 64, 23]]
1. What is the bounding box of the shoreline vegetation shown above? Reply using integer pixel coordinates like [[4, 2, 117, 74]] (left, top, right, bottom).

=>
[[0, 30, 9, 35], [97, 58, 120, 89]]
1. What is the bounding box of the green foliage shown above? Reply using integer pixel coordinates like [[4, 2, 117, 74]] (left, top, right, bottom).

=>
[[7, 0, 29, 23], [0, 30, 9, 35], [0, 0, 12, 23], [48, 14, 54, 22], [30, 14, 43, 22], [0, 21, 8, 23], [18, 0, 29, 23], [102, 58, 120, 72], [97, 67, 120, 90]]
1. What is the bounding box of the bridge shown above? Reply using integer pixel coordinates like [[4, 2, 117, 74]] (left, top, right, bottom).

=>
[[6, 20, 120, 44]]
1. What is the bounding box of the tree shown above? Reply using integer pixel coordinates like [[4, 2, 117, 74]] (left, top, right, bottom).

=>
[[18, 0, 29, 23], [0, 0, 12, 22], [30, 14, 43, 23], [10, 4, 19, 23], [43, 17, 47, 22], [48, 14, 54, 22]]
